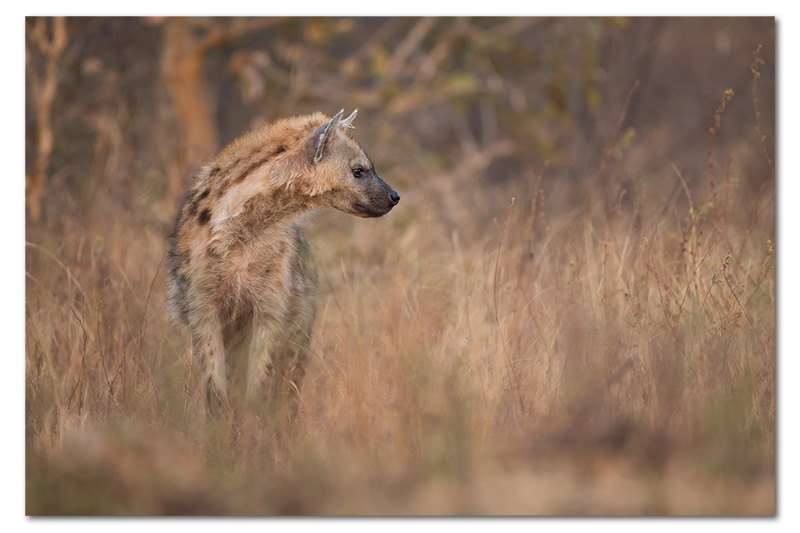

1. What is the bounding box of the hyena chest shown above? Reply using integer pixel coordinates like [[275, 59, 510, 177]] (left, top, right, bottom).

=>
[[209, 234, 295, 321]]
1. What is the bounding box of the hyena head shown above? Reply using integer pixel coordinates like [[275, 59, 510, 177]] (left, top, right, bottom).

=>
[[304, 109, 400, 218]]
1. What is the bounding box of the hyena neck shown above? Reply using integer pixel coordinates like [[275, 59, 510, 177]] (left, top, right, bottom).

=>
[[193, 118, 328, 244], [198, 141, 309, 221], [234, 184, 314, 238]]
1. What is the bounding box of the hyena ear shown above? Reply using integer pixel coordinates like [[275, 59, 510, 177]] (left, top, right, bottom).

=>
[[340, 109, 358, 129], [305, 109, 344, 164]]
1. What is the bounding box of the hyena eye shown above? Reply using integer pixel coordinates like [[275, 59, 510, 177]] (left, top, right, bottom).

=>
[[352, 167, 364, 178]]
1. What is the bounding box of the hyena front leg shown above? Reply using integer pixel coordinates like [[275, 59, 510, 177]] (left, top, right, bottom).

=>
[[190, 314, 231, 416], [245, 313, 280, 401]]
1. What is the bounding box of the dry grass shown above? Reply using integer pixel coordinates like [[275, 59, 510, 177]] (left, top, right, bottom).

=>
[[25, 152, 774, 515], [24, 17, 775, 516]]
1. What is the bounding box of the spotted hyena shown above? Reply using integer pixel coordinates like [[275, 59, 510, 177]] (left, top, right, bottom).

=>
[[167, 109, 400, 416]]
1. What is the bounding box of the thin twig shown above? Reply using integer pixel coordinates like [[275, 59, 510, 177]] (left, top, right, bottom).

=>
[[26, 241, 87, 298], [722, 261, 771, 365], [676, 232, 715, 322], [493, 197, 526, 415], [644, 237, 686, 357], [751, 45, 775, 182], [705, 88, 734, 226], [95, 291, 115, 399], [592, 80, 640, 204]]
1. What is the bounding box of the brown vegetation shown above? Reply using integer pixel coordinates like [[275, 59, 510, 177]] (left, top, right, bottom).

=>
[[25, 17, 774, 515]]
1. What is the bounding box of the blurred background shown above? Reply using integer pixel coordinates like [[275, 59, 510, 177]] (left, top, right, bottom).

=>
[[25, 17, 774, 515], [25, 17, 774, 236]]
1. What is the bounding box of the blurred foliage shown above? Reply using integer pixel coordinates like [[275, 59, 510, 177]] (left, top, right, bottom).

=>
[[25, 17, 774, 236]]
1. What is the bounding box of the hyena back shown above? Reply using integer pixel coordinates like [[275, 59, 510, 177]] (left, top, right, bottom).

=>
[[167, 109, 399, 415]]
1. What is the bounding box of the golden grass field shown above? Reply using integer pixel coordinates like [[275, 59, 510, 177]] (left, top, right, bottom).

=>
[[24, 17, 775, 515]]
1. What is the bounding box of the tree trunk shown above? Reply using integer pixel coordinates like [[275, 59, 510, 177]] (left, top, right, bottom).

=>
[[161, 18, 218, 201], [27, 17, 67, 222]]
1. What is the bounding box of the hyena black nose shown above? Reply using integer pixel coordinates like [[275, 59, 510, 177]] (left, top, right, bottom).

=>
[[389, 190, 400, 206]]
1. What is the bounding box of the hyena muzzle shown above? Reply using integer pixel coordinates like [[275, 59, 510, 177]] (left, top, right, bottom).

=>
[[166, 109, 399, 417]]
